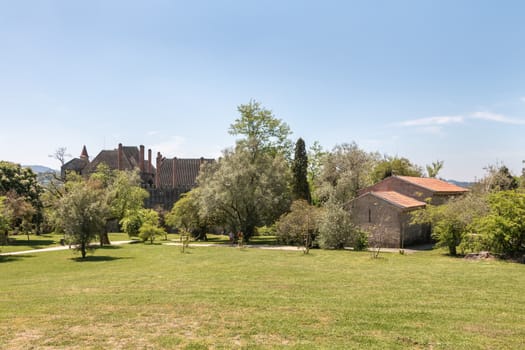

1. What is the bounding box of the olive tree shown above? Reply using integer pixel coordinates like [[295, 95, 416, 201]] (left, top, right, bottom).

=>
[[197, 147, 291, 241], [318, 201, 367, 250], [316, 142, 379, 205], [56, 179, 108, 258], [195, 101, 293, 241]]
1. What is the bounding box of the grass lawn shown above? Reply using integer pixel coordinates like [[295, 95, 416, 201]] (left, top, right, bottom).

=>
[[1, 244, 524, 349]]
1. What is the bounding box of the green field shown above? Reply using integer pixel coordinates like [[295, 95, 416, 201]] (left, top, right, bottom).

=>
[[1, 242, 524, 349]]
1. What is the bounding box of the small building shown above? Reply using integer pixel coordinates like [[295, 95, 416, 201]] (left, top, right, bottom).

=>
[[350, 176, 468, 248]]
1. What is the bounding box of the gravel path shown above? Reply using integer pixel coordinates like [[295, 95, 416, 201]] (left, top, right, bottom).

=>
[[0, 240, 137, 256], [1, 240, 432, 256]]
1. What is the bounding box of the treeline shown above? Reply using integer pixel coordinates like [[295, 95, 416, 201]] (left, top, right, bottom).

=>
[[1, 101, 524, 260], [412, 165, 524, 258]]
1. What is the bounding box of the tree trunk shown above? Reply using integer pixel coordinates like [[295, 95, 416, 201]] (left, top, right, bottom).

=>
[[81, 242, 87, 258], [99, 231, 110, 246]]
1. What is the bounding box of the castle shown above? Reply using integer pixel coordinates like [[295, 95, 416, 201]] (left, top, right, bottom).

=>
[[61, 144, 214, 210]]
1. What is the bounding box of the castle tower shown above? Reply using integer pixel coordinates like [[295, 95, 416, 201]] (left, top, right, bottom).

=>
[[80, 145, 89, 161]]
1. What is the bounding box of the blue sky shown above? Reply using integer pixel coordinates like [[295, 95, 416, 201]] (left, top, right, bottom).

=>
[[1, 0, 524, 181]]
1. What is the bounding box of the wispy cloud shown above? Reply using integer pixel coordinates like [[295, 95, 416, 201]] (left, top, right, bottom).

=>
[[398, 111, 525, 131], [470, 111, 525, 125], [398, 115, 464, 127], [520, 96, 525, 103], [147, 130, 160, 136]]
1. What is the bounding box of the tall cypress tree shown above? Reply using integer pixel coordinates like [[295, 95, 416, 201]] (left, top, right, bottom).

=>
[[292, 138, 311, 203]]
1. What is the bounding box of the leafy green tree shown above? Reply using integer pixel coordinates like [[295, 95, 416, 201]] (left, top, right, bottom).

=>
[[292, 138, 311, 203], [90, 164, 149, 244], [275, 200, 321, 247], [56, 179, 108, 258], [4, 191, 36, 241], [316, 142, 379, 204], [307, 141, 326, 204], [0, 196, 10, 245], [229, 100, 292, 159], [482, 165, 519, 192], [426, 160, 444, 178], [318, 201, 367, 250], [165, 189, 209, 240], [139, 223, 166, 244], [411, 193, 488, 255], [474, 191, 525, 256], [371, 156, 423, 183], [137, 209, 166, 243], [120, 209, 145, 237], [0, 161, 43, 234], [197, 147, 291, 241], [195, 101, 293, 241], [106, 169, 149, 222]]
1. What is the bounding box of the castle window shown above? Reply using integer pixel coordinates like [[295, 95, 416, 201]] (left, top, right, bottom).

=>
[[368, 208, 371, 223]]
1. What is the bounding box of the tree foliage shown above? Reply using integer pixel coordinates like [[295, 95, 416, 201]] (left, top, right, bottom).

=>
[[275, 200, 321, 246], [56, 179, 108, 258], [137, 209, 166, 243], [195, 101, 293, 241], [411, 193, 488, 255], [481, 165, 519, 192], [426, 160, 444, 178], [139, 223, 166, 244], [291, 138, 311, 203], [0, 196, 10, 245], [90, 164, 149, 244], [165, 189, 209, 240], [196, 147, 291, 241], [0, 161, 43, 233], [316, 142, 379, 205], [229, 100, 292, 159], [474, 191, 525, 256], [307, 141, 326, 204], [318, 201, 367, 250], [371, 156, 423, 183]]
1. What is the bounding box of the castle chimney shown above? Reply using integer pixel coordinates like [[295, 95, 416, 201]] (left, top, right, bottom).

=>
[[155, 152, 162, 188], [172, 157, 177, 189], [148, 149, 152, 173], [139, 145, 145, 172], [118, 143, 123, 170]]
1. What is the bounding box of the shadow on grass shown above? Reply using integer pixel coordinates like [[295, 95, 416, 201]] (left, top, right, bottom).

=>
[[97, 245, 123, 250], [70, 255, 132, 262], [0, 254, 35, 263], [7, 239, 57, 250]]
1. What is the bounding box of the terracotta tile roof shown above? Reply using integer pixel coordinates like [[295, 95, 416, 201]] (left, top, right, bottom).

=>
[[396, 176, 468, 193], [370, 191, 427, 209]]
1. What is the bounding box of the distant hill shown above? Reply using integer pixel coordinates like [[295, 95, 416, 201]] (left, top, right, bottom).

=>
[[445, 179, 475, 188], [24, 165, 58, 174]]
